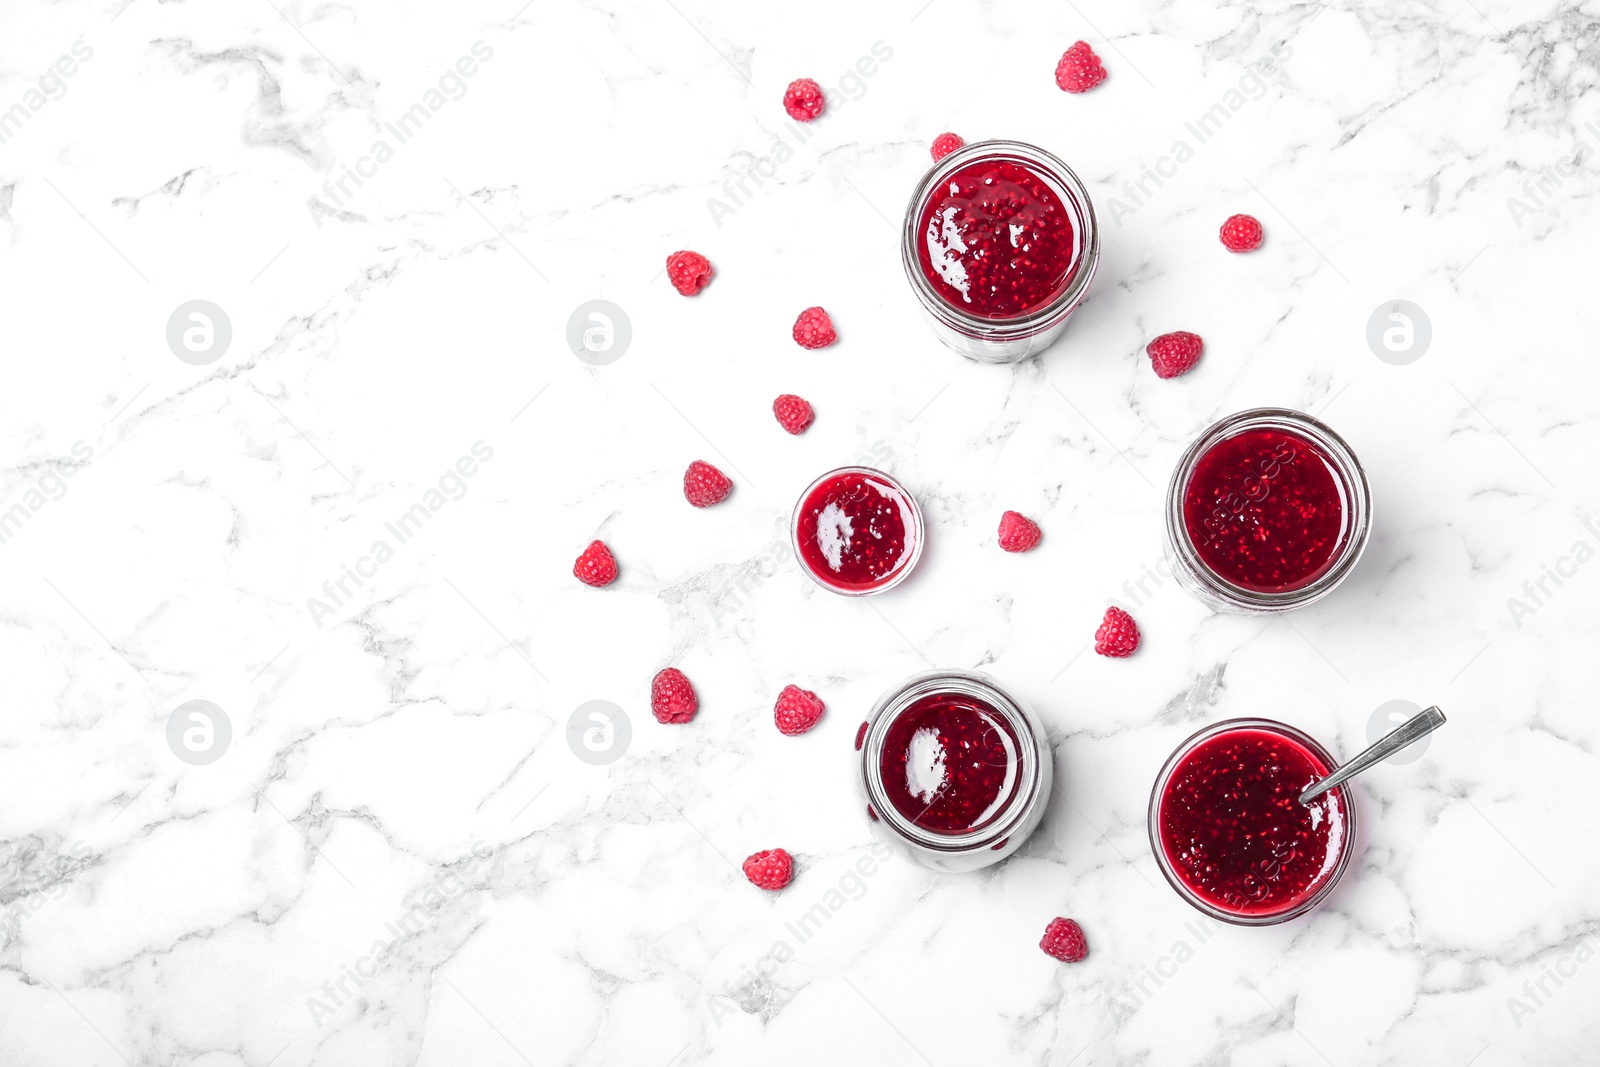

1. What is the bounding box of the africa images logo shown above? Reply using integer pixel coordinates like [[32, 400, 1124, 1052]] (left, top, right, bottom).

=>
[[304, 441, 495, 627]]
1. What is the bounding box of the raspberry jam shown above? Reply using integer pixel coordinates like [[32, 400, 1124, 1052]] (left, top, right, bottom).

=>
[[791, 467, 922, 595], [860, 670, 1052, 873], [902, 140, 1100, 364], [1165, 409, 1371, 612], [1182, 428, 1348, 593], [915, 158, 1080, 319], [879, 690, 1020, 834], [1150, 720, 1353, 923]]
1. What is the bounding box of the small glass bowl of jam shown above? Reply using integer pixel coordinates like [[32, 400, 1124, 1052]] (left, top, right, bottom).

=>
[[858, 670, 1053, 872], [791, 466, 924, 596], [1164, 408, 1371, 612], [1148, 718, 1356, 925], [901, 139, 1100, 364]]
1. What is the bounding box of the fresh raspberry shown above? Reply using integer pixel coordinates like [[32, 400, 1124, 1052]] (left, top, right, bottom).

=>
[[782, 78, 825, 122], [666, 250, 713, 296], [683, 460, 732, 508], [791, 306, 837, 349], [1054, 42, 1106, 93], [1094, 607, 1140, 658], [743, 848, 793, 890], [1220, 213, 1264, 252], [651, 667, 698, 724], [998, 510, 1041, 553], [931, 132, 965, 161], [1040, 917, 1089, 962], [773, 684, 825, 736], [1145, 331, 1204, 380], [772, 394, 815, 435], [573, 540, 618, 587]]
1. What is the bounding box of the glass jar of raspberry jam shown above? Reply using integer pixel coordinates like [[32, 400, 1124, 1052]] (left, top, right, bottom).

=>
[[901, 139, 1100, 364], [1164, 408, 1371, 612], [857, 670, 1053, 872], [1148, 718, 1356, 925], [791, 466, 924, 596]]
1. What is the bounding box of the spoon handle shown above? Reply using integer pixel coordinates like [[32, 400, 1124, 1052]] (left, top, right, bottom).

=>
[[1299, 705, 1446, 805]]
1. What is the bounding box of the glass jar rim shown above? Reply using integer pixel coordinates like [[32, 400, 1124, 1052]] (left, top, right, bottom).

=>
[[1164, 407, 1372, 611], [790, 466, 925, 597], [901, 139, 1100, 339], [1146, 716, 1357, 926], [861, 669, 1047, 852]]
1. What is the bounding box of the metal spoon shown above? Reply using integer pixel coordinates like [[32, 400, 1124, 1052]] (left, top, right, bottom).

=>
[[1298, 705, 1447, 805]]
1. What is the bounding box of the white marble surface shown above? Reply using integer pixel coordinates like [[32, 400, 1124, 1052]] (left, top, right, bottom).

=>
[[2, 0, 1598, 1064]]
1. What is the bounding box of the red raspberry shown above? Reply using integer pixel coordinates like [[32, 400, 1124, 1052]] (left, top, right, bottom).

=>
[[998, 510, 1041, 553], [666, 250, 713, 296], [651, 667, 698, 724], [783, 78, 825, 121], [772, 394, 815, 435], [1054, 42, 1106, 93], [773, 684, 825, 736], [791, 306, 837, 349], [931, 132, 965, 161], [573, 540, 617, 587], [683, 459, 732, 508], [1040, 917, 1088, 962], [1220, 213, 1264, 252], [1145, 331, 1204, 379], [743, 848, 793, 890], [1094, 607, 1140, 658]]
